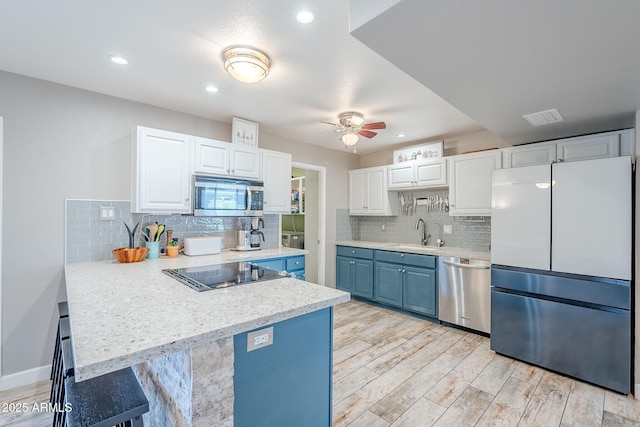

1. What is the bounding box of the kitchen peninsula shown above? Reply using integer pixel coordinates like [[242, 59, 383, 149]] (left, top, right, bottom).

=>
[[64, 248, 350, 426]]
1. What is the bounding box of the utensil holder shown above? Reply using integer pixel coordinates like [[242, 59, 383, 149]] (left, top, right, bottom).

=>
[[145, 241, 160, 259]]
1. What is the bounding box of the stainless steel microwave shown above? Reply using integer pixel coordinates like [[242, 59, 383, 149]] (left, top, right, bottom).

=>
[[193, 176, 264, 216]]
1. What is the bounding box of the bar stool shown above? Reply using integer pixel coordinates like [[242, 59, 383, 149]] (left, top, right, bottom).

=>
[[50, 302, 69, 381], [57, 320, 149, 426], [64, 367, 149, 427], [50, 316, 71, 405]]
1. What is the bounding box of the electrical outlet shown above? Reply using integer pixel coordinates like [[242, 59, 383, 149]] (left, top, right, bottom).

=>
[[247, 327, 273, 352], [254, 333, 269, 346], [443, 224, 453, 234], [381, 224, 386, 231]]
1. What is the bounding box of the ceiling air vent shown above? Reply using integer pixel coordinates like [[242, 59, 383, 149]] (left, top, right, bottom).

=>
[[522, 109, 563, 127]]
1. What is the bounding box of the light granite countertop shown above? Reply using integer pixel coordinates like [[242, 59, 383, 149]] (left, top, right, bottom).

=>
[[336, 240, 491, 261], [64, 248, 350, 381]]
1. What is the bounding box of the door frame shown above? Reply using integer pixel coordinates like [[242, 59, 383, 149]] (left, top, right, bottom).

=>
[[291, 162, 326, 286]]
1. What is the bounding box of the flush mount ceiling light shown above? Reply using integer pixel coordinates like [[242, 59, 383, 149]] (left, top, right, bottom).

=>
[[109, 55, 128, 65], [296, 10, 314, 23], [222, 46, 271, 83]]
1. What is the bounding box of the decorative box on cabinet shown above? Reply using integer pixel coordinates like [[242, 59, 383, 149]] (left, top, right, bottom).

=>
[[194, 137, 260, 178], [132, 126, 194, 214], [336, 246, 374, 298], [349, 167, 393, 216], [448, 150, 502, 216]]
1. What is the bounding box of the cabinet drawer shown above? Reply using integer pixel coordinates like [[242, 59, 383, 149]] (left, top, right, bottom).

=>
[[286, 256, 305, 271], [252, 258, 286, 271], [375, 250, 436, 269], [337, 246, 374, 260]]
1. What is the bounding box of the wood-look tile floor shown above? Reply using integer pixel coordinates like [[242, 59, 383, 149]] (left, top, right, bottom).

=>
[[332, 300, 640, 427], [1, 300, 638, 427]]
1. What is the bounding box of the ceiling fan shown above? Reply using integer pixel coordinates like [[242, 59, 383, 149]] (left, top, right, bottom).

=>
[[322, 111, 386, 153]]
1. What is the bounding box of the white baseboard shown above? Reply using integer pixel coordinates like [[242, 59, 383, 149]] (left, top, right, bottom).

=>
[[635, 382, 639, 398], [0, 364, 51, 391]]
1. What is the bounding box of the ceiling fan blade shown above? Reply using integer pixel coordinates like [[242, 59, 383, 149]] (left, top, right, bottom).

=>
[[359, 130, 377, 138], [361, 121, 386, 130]]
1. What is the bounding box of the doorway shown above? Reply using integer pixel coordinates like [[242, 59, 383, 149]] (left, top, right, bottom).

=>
[[281, 162, 326, 285]]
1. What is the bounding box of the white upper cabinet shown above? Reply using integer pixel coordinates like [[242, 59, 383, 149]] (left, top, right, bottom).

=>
[[556, 132, 621, 162], [502, 143, 556, 168], [387, 158, 447, 190], [132, 126, 194, 214], [448, 150, 502, 216], [349, 166, 393, 216], [194, 137, 260, 179], [261, 149, 291, 214], [503, 129, 634, 168]]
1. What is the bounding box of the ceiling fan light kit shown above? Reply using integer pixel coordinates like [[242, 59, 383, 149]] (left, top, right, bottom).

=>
[[222, 46, 271, 83], [325, 111, 387, 153]]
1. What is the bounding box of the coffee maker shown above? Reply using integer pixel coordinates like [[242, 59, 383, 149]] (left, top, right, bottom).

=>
[[250, 217, 265, 250], [235, 217, 264, 251]]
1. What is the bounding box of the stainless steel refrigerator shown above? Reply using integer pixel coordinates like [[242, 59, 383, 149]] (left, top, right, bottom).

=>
[[490, 156, 632, 394]]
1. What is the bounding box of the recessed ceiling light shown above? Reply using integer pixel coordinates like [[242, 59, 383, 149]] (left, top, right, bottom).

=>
[[109, 55, 128, 65], [397, 133, 406, 138], [205, 85, 219, 93], [296, 10, 314, 24]]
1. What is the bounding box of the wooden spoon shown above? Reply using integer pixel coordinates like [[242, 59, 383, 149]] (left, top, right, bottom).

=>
[[147, 223, 158, 242]]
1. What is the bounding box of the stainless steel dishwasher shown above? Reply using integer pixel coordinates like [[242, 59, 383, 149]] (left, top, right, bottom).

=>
[[438, 256, 491, 334]]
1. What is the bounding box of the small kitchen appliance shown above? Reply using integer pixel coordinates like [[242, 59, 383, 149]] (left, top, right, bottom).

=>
[[162, 262, 290, 292], [235, 230, 257, 251], [249, 216, 265, 249], [193, 176, 264, 217], [183, 236, 222, 256]]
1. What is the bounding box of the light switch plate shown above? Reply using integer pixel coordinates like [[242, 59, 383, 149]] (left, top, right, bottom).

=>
[[100, 206, 115, 221], [443, 224, 453, 234], [247, 327, 274, 352]]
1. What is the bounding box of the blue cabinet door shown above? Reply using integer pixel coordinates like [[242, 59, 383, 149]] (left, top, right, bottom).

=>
[[336, 256, 353, 292], [374, 261, 403, 307], [403, 266, 437, 316], [352, 259, 374, 299], [234, 308, 333, 427]]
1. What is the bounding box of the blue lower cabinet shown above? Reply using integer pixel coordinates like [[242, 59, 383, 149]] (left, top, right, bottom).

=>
[[374, 262, 403, 307], [234, 308, 333, 427], [342, 249, 438, 319], [403, 266, 437, 316], [336, 256, 373, 298], [252, 255, 306, 281]]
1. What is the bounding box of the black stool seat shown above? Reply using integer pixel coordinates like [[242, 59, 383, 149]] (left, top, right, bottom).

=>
[[65, 368, 149, 427]]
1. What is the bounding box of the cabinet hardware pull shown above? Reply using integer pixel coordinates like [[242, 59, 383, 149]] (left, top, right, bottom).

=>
[[398, 268, 402, 272]]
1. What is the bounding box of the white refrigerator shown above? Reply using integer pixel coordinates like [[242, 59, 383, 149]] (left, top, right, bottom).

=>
[[490, 156, 632, 394]]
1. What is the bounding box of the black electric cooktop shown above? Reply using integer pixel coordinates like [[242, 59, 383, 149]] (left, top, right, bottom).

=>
[[162, 261, 290, 292]]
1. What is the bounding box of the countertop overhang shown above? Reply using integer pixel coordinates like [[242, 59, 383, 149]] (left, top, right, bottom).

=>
[[64, 248, 350, 381]]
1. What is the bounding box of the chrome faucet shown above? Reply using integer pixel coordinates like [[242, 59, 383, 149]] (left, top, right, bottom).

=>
[[415, 218, 430, 246]]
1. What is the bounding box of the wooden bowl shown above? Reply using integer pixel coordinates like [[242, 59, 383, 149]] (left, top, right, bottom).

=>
[[112, 247, 149, 263]]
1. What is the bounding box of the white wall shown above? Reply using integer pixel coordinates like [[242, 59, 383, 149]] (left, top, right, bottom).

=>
[[0, 70, 358, 385]]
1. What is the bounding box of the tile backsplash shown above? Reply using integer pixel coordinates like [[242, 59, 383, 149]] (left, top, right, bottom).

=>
[[336, 188, 491, 252], [65, 200, 279, 263]]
